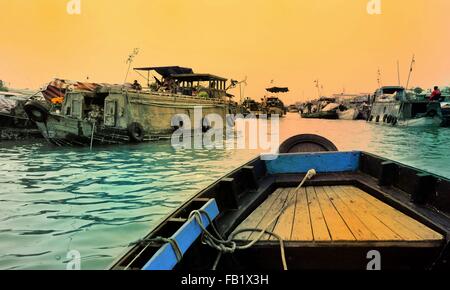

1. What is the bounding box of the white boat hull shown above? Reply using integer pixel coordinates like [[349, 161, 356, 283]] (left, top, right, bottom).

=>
[[338, 108, 358, 120]]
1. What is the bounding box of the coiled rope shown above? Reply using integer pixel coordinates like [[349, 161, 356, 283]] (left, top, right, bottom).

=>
[[134, 169, 317, 271], [189, 169, 317, 271]]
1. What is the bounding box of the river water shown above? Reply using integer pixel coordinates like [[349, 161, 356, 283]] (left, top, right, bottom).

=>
[[0, 113, 449, 269]]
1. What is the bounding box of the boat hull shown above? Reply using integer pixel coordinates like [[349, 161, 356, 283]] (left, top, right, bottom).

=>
[[368, 100, 444, 127], [111, 150, 450, 271], [31, 91, 231, 146], [301, 111, 339, 119], [338, 108, 358, 120]]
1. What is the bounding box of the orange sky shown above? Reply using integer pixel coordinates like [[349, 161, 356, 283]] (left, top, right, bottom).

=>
[[0, 0, 449, 104]]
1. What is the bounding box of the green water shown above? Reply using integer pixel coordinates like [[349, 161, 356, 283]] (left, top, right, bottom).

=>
[[0, 114, 449, 269]]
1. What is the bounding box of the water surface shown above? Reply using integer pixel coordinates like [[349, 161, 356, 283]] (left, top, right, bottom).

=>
[[0, 114, 449, 269]]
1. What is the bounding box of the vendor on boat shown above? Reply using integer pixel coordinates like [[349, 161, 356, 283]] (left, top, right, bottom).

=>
[[132, 80, 142, 91], [429, 86, 442, 102]]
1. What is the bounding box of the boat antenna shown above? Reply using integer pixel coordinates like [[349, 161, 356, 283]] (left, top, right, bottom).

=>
[[397, 60, 401, 86], [124, 48, 140, 84], [377, 69, 382, 88], [314, 79, 321, 97], [405, 54, 415, 90]]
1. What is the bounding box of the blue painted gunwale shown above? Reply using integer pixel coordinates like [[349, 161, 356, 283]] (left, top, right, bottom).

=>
[[142, 199, 220, 270], [264, 151, 361, 174]]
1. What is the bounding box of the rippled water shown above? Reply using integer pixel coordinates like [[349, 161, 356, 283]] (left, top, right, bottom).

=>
[[0, 114, 449, 270]]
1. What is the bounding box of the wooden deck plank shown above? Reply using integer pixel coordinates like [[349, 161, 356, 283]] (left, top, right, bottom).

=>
[[234, 185, 444, 244], [306, 187, 331, 241], [234, 188, 284, 240], [323, 186, 378, 241], [272, 188, 297, 240], [262, 188, 292, 241], [332, 186, 403, 241], [339, 186, 422, 241], [314, 186, 355, 241], [291, 187, 314, 241], [348, 186, 443, 241]]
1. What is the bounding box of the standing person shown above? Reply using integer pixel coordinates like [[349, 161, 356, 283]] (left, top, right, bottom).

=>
[[429, 86, 442, 101]]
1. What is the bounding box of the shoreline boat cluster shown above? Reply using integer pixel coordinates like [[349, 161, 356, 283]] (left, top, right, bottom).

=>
[[297, 86, 450, 127], [1, 73, 449, 145]]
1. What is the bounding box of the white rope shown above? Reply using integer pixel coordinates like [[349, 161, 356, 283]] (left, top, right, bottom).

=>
[[190, 169, 317, 271]]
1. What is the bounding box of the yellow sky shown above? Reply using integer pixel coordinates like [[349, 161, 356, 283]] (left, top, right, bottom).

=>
[[1, 0, 449, 103]]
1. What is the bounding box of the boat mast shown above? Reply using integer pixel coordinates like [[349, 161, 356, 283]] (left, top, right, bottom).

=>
[[397, 60, 401, 86], [377, 69, 382, 88], [406, 54, 415, 90], [124, 48, 140, 84], [314, 79, 321, 98]]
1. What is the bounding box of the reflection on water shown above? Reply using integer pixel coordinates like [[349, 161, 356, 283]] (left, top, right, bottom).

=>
[[0, 113, 449, 269]]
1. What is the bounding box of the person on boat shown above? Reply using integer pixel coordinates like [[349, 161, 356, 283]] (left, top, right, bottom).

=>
[[429, 86, 442, 102], [132, 80, 142, 91]]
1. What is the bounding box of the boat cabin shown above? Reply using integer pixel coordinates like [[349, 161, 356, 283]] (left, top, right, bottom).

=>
[[373, 86, 406, 102], [134, 66, 229, 99]]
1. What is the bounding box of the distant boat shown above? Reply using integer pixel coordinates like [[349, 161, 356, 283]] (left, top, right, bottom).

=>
[[260, 87, 289, 117], [0, 91, 41, 140], [300, 102, 357, 120], [368, 86, 444, 127], [337, 107, 359, 120]]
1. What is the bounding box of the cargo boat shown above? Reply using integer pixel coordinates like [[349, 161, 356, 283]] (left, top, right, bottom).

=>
[[111, 135, 450, 271], [25, 66, 236, 146]]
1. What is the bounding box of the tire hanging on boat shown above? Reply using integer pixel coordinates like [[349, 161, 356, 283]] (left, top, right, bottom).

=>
[[391, 117, 398, 126], [278, 134, 338, 153], [24, 101, 49, 123], [128, 122, 145, 143], [202, 117, 211, 133]]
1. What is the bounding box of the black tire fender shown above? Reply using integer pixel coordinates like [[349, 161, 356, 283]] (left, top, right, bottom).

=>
[[202, 117, 211, 133], [391, 117, 398, 126], [279, 134, 338, 153], [24, 101, 49, 123], [128, 122, 145, 143]]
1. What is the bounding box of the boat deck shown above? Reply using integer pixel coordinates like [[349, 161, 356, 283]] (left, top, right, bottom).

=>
[[235, 186, 443, 245]]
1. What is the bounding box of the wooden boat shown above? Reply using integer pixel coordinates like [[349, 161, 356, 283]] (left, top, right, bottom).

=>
[[261, 87, 288, 117], [0, 91, 41, 140], [110, 134, 450, 271], [24, 67, 235, 146], [300, 111, 339, 119]]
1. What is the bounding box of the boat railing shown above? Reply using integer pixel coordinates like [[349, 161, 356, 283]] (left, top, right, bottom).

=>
[[127, 88, 230, 105]]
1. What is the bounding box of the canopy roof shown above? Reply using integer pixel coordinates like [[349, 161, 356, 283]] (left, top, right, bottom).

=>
[[172, 73, 227, 82], [266, 87, 289, 93], [134, 66, 194, 78]]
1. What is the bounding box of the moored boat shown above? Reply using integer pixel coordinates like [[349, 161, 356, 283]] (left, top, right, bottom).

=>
[[261, 87, 288, 117], [110, 134, 450, 271], [25, 66, 236, 146], [0, 91, 41, 140], [337, 107, 359, 120], [368, 86, 444, 127], [300, 111, 339, 119]]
